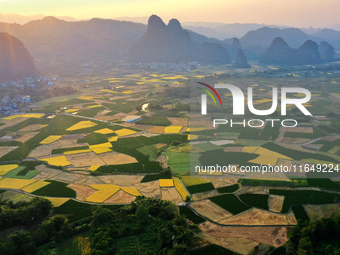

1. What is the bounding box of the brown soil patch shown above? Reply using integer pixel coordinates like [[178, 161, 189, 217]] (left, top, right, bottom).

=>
[[268, 195, 285, 213], [224, 147, 243, 152], [73, 176, 104, 185], [98, 151, 138, 165], [137, 180, 161, 198], [110, 112, 128, 120], [287, 211, 297, 225], [0, 117, 28, 130], [97, 174, 144, 186], [29, 145, 54, 158], [168, 117, 188, 126], [50, 172, 84, 183], [19, 124, 45, 132], [219, 208, 291, 225], [161, 187, 182, 203], [149, 126, 166, 133], [323, 136, 340, 142], [67, 184, 97, 200], [33, 165, 61, 180], [66, 152, 106, 167], [52, 139, 86, 149], [276, 137, 310, 143], [237, 186, 269, 195], [304, 204, 340, 221], [104, 190, 136, 204], [0, 146, 18, 158], [16, 132, 39, 143], [221, 237, 259, 255], [199, 221, 288, 247], [60, 134, 85, 140], [280, 127, 313, 133], [190, 200, 233, 222], [133, 124, 154, 132], [211, 181, 232, 189], [192, 190, 219, 200]]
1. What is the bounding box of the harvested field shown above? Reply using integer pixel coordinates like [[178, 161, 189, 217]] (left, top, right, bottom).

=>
[[66, 152, 106, 167], [323, 136, 340, 142], [97, 174, 144, 186], [29, 145, 54, 158], [104, 190, 136, 204], [287, 211, 297, 225], [137, 180, 161, 198], [167, 118, 188, 126], [219, 208, 292, 225], [211, 140, 235, 146], [268, 195, 285, 213], [199, 221, 288, 247], [32, 165, 61, 180], [110, 113, 128, 120], [280, 127, 313, 133], [67, 184, 97, 200], [0, 146, 18, 158], [190, 200, 233, 222], [304, 204, 340, 221], [211, 181, 232, 189], [192, 190, 219, 201], [60, 134, 85, 140], [52, 139, 86, 149], [161, 187, 183, 203], [0, 117, 28, 130], [73, 176, 104, 185], [50, 172, 84, 183], [148, 126, 165, 133], [224, 147, 243, 152], [16, 132, 39, 143], [98, 151, 138, 165], [220, 237, 259, 255], [276, 137, 310, 143]]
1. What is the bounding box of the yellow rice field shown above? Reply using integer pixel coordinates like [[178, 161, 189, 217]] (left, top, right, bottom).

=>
[[86, 184, 120, 203], [22, 180, 50, 193], [65, 108, 79, 113], [3, 114, 44, 120], [47, 197, 70, 207], [108, 136, 118, 142], [115, 128, 138, 137], [90, 147, 112, 154], [40, 135, 63, 144], [122, 90, 134, 94], [173, 177, 189, 200], [94, 128, 115, 134], [87, 105, 102, 108], [186, 127, 205, 132], [100, 89, 118, 94], [0, 178, 37, 190], [41, 156, 72, 167], [164, 126, 182, 133], [121, 187, 141, 196], [64, 149, 92, 155], [0, 164, 19, 175], [159, 179, 174, 187], [66, 121, 97, 131], [187, 135, 198, 140], [181, 176, 210, 187], [242, 146, 259, 153], [249, 147, 292, 166], [88, 165, 101, 171]]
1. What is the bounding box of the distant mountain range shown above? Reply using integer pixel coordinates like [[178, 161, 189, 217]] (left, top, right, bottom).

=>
[[0, 33, 36, 81], [128, 15, 230, 64], [0, 14, 337, 68], [0, 13, 77, 25]]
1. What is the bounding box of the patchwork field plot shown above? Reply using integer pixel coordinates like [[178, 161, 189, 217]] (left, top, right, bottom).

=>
[[173, 177, 189, 200], [86, 184, 120, 203], [66, 121, 97, 131], [164, 126, 182, 133], [159, 179, 174, 187], [67, 184, 97, 200], [40, 155, 72, 167], [0, 178, 37, 190], [161, 187, 182, 203], [104, 190, 137, 203], [209, 194, 251, 215], [39, 135, 63, 144], [66, 152, 106, 167], [249, 147, 292, 166], [0, 164, 19, 175], [190, 199, 233, 222], [179, 206, 205, 224], [21, 180, 50, 193], [114, 128, 138, 137]]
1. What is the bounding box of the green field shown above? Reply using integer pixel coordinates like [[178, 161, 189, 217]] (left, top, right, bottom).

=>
[[179, 206, 206, 224], [136, 116, 172, 126], [217, 184, 240, 193], [33, 180, 77, 198], [209, 194, 251, 215], [239, 194, 269, 210]]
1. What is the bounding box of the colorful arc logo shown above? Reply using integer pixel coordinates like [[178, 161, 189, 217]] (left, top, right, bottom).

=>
[[197, 82, 223, 106]]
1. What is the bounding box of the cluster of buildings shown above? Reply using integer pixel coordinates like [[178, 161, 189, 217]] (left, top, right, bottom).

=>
[[131, 61, 201, 72]]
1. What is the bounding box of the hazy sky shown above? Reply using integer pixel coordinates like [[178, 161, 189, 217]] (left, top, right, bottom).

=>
[[1, 0, 340, 27]]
